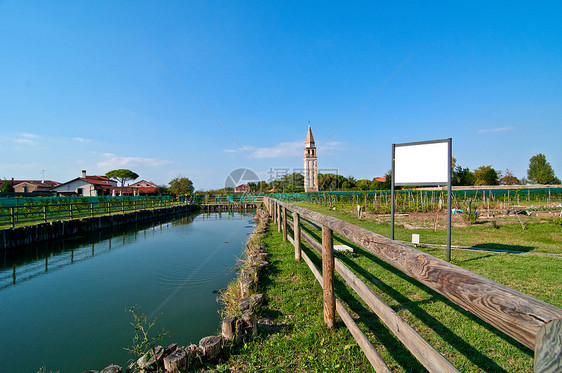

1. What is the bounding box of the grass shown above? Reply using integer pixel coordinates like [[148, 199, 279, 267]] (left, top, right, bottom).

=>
[[209, 204, 561, 372], [211, 226, 371, 372]]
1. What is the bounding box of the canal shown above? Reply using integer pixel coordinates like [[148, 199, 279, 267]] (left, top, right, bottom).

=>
[[0, 211, 256, 372]]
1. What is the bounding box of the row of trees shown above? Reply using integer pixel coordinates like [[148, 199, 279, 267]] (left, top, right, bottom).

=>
[[241, 153, 560, 193], [452, 153, 560, 186]]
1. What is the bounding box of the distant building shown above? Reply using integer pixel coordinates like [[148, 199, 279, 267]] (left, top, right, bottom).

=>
[[125, 180, 160, 196], [304, 125, 318, 192], [374, 177, 387, 183], [12, 180, 60, 194], [234, 184, 250, 194], [52, 170, 117, 197]]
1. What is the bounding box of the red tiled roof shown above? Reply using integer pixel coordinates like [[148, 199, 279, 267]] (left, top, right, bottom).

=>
[[9, 180, 60, 187]]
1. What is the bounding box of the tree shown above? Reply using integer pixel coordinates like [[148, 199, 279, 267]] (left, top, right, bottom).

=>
[[527, 153, 560, 184], [473, 165, 499, 185], [382, 170, 392, 190], [168, 177, 194, 195], [271, 173, 304, 193], [105, 169, 139, 187], [500, 169, 520, 185], [1, 180, 14, 193], [452, 166, 476, 186]]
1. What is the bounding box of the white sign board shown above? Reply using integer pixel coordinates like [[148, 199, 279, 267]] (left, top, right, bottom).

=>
[[394, 140, 450, 185]]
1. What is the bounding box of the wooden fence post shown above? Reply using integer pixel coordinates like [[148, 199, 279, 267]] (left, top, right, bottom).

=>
[[10, 207, 15, 228], [282, 207, 287, 241], [277, 203, 281, 233], [90, 203, 94, 217], [534, 318, 562, 373], [322, 225, 335, 329], [43, 206, 47, 223], [294, 212, 301, 261], [69, 204, 73, 220]]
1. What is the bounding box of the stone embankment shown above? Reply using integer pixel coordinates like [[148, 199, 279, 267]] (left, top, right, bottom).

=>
[[1, 205, 192, 250], [83, 207, 271, 373]]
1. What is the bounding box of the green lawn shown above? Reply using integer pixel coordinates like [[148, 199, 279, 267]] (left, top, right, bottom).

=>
[[294, 202, 562, 255]]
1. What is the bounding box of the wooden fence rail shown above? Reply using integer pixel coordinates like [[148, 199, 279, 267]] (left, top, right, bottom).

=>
[[264, 197, 562, 373]]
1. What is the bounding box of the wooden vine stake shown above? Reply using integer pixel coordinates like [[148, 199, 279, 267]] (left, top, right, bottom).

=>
[[322, 225, 335, 329]]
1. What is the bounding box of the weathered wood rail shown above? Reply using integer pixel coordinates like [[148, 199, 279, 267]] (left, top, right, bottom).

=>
[[264, 197, 562, 373]]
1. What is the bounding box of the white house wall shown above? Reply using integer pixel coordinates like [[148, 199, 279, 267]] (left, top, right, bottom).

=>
[[53, 180, 99, 196]]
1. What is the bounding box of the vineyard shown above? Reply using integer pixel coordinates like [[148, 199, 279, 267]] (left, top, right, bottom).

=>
[[272, 187, 562, 215]]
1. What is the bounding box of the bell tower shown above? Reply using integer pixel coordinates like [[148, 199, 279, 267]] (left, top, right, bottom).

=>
[[304, 125, 318, 192]]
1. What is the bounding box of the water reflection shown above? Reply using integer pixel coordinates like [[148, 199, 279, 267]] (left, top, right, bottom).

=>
[[0, 211, 256, 373]]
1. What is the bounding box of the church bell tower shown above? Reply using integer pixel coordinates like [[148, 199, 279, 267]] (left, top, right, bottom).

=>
[[304, 125, 318, 192]]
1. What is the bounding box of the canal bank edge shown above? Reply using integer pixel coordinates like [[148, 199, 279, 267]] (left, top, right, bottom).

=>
[[1, 205, 193, 250], [80, 207, 271, 373]]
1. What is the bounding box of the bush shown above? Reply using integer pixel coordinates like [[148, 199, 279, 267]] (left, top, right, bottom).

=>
[[553, 217, 562, 226]]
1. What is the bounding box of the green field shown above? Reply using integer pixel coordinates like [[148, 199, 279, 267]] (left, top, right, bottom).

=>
[[211, 204, 561, 373]]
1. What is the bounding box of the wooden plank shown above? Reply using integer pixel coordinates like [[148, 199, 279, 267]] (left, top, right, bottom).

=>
[[294, 212, 301, 261], [335, 298, 392, 373], [300, 229, 458, 372], [322, 226, 335, 329], [275, 199, 562, 350], [282, 206, 287, 241], [335, 259, 459, 372], [301, 251, 391, 373], [534, 318, 562, 373], [302, 250, 322, 284]]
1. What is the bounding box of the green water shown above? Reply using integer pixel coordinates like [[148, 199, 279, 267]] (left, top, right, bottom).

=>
[[0, 211, 255, 372]]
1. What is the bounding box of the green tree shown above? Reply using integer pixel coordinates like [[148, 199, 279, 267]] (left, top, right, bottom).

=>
[[1, 180, 14, 193], [452, 166, 476, 186], [105, 169, 139, 187], [271, 172, 304, 193], [168, 177, 194, 195], [527, 153, 560, 184], [474, 165, 499, 185], [356, 179, 371, 190], [382, 170, 392, 190]]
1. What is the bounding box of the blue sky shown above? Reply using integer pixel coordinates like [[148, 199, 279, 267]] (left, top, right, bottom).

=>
[[1, 1, 561, 190]]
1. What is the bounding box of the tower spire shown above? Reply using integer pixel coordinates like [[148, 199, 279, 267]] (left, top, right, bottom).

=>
[[304, 125, 318, 192]]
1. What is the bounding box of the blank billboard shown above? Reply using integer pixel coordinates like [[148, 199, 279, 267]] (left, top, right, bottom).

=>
[[394, 140, 450, 185]]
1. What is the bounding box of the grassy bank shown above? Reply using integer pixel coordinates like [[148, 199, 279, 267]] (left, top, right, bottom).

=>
[[210, 205, 560, 372]]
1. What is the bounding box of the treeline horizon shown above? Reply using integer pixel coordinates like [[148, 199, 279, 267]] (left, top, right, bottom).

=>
[[195, 153, 560, 194]]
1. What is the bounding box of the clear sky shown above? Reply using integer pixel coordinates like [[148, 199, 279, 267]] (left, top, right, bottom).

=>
[[1, 1, 561, 190]]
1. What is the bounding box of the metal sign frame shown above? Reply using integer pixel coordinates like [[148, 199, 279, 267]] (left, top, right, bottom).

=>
[[391, 138, 453, 261]]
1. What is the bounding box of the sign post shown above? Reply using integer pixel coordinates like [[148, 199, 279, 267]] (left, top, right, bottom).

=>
[[391, 138, 453, 260]]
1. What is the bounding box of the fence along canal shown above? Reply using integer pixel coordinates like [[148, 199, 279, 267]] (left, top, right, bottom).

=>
[[264, 197, 562, 372]]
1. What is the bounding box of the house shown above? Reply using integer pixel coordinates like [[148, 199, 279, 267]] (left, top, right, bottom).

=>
[[129, 180, 159, 195], [234, 184, 251, 194], [12, 180, 60, 193], [52, 170, 117, 197], [373, 177, 387, 183]]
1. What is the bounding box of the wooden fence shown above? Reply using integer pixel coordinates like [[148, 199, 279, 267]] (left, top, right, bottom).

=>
[[0, 198, 189, 228], [264, 197, 562, 373]]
